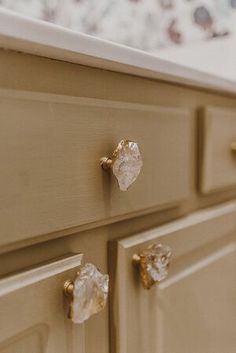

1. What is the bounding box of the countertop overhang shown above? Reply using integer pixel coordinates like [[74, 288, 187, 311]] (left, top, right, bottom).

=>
[[0, 7, 236, 96]]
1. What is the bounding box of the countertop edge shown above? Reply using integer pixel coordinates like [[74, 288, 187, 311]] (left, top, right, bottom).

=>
[[0, 8, 236, 96]]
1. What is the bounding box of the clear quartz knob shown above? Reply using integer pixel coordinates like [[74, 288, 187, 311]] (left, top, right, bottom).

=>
[[64, 263, 109, 324], [100, 140, 143, 191], [133, 244, 172, 289]]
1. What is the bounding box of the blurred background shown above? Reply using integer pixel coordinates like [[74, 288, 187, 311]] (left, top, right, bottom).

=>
[[1, 0, 236, 78], [1, 0, 236, 50]]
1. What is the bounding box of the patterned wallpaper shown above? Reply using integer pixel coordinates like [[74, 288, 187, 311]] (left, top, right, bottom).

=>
[[1, 0, 236, 51]]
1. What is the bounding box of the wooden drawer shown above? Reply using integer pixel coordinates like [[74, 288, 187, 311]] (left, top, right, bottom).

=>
[[0, 254, 86, 353], [0, 89, 192, 248], [109, 201, 236, 353], [200, 106, 236, 193]]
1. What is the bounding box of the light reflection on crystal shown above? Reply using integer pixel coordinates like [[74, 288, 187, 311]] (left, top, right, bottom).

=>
[[71, 263, 109, 324], [112, 140, 143, 191], [144, 244, 172, 283]]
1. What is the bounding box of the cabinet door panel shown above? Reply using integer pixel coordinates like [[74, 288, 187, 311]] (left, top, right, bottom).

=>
[[200, 106, 236, 193], [0, 88, 192, 249], [0, 254, 84, 353], [109, 201, 236, 353], [158, 244, 236, 353]]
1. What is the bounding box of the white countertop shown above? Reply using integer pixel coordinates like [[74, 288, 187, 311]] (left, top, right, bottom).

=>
[[157, 35, 236, 84], [0, 7, 236, 96]]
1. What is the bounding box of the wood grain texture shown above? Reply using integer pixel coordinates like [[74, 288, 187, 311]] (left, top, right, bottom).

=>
[[0, 89, 191, 248], [109, 201, 236, 353], [200, 106, 236, 193]]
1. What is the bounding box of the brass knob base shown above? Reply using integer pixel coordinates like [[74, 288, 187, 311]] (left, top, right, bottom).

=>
[[63, 280, 74, 297], [100, 157, 113, 170], [231, 142, 236, 152]]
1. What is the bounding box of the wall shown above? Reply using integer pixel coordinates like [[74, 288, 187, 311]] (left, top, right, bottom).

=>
[[0, 0, 236, 51]]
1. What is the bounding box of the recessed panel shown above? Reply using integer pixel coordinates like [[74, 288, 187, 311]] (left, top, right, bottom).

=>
[[200, 106, 236, 193], [109, 201, 236, 353], [0, 89, 192, 248], [0, 254, 84, 353]]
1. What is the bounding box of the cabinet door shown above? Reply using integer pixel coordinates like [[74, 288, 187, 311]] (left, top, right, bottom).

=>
[[0, 254, 85, 353], [0, 88, 191, 249], [109, 201, 236, 353], [200, 106, 236, 193]]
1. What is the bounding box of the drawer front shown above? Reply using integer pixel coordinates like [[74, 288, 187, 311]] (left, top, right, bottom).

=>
[[0, 254, 85, 353], [109, 201, 236, 353], [200, 106, 236, 193], [0, 89, 191, 248]]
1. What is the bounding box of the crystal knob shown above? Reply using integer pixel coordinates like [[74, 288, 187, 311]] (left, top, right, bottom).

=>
[[100, 140, 143, 191], [133, 244, 172, 289], [63, 263, 109, 324]]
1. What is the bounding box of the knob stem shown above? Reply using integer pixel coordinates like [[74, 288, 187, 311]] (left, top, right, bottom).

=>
[[231, 142, 236, 152], [100, 157, 113, 170], [63, 280, 74, 297], [132, 253, 141, 265]]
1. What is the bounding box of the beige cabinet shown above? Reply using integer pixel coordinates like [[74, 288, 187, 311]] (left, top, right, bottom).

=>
[[0, 89, 191, 249], [200, 106, 236, 193], [0, 254, 85, 353], [1, 48, 236, 353], [109, 201, 236, 353]]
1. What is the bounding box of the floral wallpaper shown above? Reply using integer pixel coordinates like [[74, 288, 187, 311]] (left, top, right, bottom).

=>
[[0, 0, 236, 51]]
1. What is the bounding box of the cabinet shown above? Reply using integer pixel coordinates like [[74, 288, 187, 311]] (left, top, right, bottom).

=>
[[1, 39, 236, 353], [200, 106, 236, 193], [109, 202, 236, 353], [0, 89, 191, 248], [0, 254, 85, 353]]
